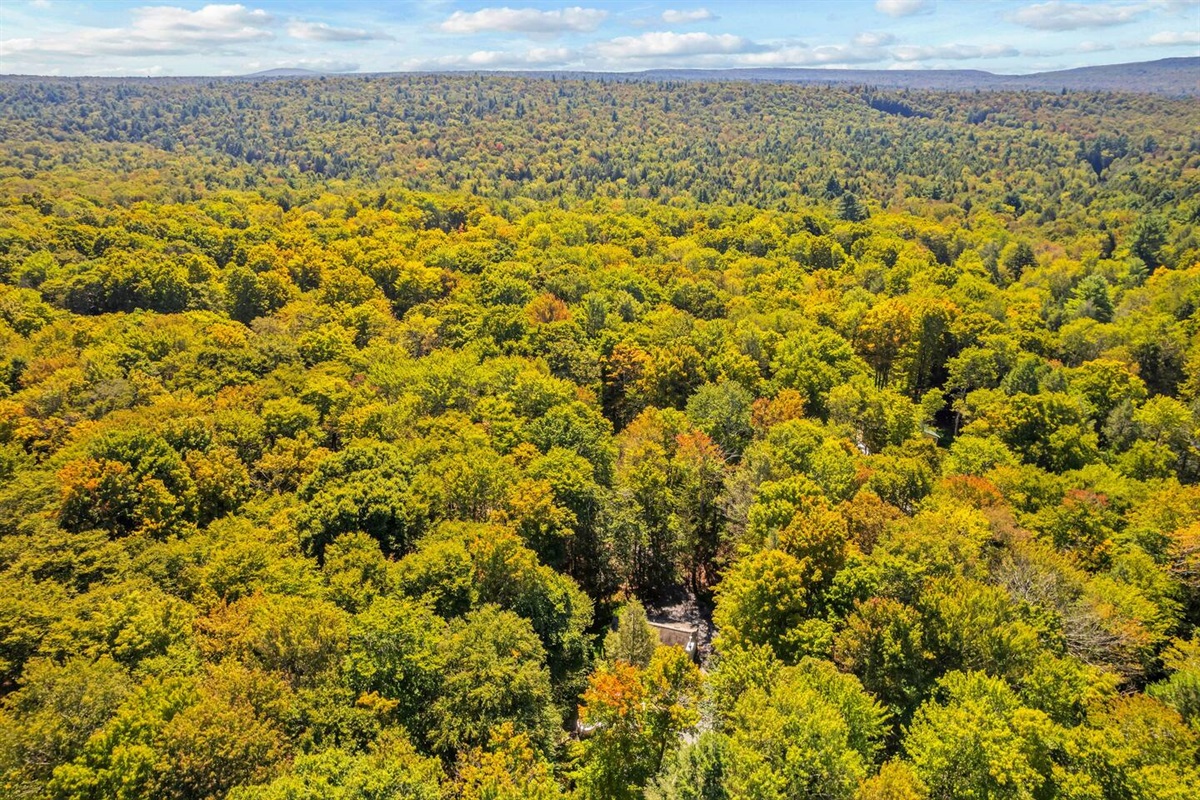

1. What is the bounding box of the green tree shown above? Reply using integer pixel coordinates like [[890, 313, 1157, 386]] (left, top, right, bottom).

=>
[[323, 531, 393, 613], [398, 523, 593, 701], [429, 605, 560, 759], [905, 672, 1056, 800], [1130, 215, 1168, 269], [855, 761, 927, 800], [197, 593, 348, 686], [574, 647, 702, 800], [919, 577, 1041, 681], [685, 381, 753, 459], [343, 595, 445, 743], [0, 657, 131, 798], [1000, 241, 1036, 281], [1067, 274, 1114, 323], [838, 192, 869, 223], [228, 729, 443, 800], [834, 598, 930, 723], [49, 664, 294, 800], [724, 660, 886, 800], [604, 599, 660, 668], [296, 442, 430, 559], [1148, 637, 1200, 729], [773, 328, 865, 418], [645, 731, 731, 800], [713, 549, 817, 663], [59, 429, 196, 537], [454, 724, 565, 800]]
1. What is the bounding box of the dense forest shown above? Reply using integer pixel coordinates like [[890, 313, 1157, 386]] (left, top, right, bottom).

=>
[[0, 73, 1199, 799]]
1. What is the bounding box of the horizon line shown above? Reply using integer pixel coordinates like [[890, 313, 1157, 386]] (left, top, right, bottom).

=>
[[0, 55, 1195, 81]]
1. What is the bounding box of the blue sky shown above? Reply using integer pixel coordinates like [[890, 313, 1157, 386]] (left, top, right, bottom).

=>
[[1, 1, 1197, 76]]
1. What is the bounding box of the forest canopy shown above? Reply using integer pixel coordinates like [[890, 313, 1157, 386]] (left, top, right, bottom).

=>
[[0, 73, 1199, 799]]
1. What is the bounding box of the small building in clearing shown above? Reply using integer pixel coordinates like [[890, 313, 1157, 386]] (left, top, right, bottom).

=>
[[648, 620, 699, 661]]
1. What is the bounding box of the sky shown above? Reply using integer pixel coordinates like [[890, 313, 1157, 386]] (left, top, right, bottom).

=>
[[0, 0, 1197, 77]]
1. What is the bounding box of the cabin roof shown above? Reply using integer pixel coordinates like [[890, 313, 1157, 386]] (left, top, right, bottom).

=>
[[648, 620, 698, 655]]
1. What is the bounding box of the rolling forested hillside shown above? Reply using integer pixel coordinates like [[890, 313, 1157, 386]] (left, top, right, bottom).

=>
[[1, 73, 1199, 800], [639, 57, 1200, 95]]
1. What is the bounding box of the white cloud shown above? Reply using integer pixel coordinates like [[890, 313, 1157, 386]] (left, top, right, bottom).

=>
[[127, 4, 273, 42], [90, 64, 167, 77], [1154, 0, 1200, 14], [1147, 30, 1200, 45], [244, 57, 360, 73], [398, 28, 1034, 72], [439, 6, 607, 35], [854, 31, 896, 47], [408, 30, 763, 70], [1021, 40, 1119, 57], [403, 46, 577, 69], [1077, 40, 1116, 52], [661, 8, 717, 24], [1012, 2, 1146, 31], [1, 3, 275, 57], [286, 20, 391, 42], [594, 31, 755, 58], [891, 43, 1020, 61], [725, 37, 1021, 70], [875, 0, 934, 18], [467, 47, 575, 66], [735, 44, 885, 67]]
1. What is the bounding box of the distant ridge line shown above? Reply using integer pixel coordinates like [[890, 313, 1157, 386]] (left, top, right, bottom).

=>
[[573, 57, 1200, 96], [1, 57, 1196, 96], [242, 68, 324, 78]]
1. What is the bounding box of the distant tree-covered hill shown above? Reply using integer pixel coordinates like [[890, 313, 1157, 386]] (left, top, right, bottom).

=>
[[0, 71, 1197, 227], [635, 57, 1200, 96]]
